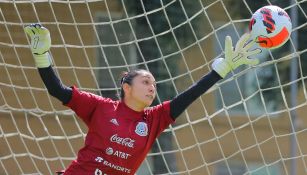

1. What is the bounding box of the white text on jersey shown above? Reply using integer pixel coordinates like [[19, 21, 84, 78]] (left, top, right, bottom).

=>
[[110, 134, 135, 148], [106, 147, 131, 159], [95, 156, 131, 173]]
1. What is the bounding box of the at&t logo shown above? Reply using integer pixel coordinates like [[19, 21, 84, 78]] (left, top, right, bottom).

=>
[[105, 147, 131, 159]]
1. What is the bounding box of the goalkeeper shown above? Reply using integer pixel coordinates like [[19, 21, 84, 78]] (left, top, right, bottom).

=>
[[24, 24, 261, 175]]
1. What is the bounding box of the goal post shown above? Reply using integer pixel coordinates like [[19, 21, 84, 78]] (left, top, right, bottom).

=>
[[0, 0, 307, 175]]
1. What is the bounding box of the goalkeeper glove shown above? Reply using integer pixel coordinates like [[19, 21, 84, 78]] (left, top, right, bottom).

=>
[[24, 23, 52, 68], [212, 33, 261, 78]]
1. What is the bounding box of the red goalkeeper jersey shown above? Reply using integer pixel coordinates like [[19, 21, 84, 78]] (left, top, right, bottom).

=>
[[63, 87, 174, 175]]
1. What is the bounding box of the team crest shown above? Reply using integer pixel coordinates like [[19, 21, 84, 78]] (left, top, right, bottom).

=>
[[135, 122, 148, 136]]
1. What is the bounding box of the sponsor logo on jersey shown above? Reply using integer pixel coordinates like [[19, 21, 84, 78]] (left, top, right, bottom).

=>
[[110, 118, 119, 126], [105, 147, 131, 159], [95, 156, 104, 163], [110, 134, 135, 148], [135, 122, 148, 136], [94, 156, 131, 174]]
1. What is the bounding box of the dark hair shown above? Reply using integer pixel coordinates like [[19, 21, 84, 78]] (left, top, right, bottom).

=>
[[119, 69, 151, 99]]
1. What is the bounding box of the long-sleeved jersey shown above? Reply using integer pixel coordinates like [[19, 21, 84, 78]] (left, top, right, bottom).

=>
[[63, 87, 174, 175]]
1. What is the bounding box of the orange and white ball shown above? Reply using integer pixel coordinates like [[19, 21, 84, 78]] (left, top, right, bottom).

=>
[[249, 5, 292, 49]]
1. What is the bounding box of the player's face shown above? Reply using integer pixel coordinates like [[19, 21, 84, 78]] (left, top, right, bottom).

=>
[[125, 71, 156, 110]]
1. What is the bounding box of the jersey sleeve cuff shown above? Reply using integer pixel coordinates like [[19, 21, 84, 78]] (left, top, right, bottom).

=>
[[64, 86, 78, 107], [162, 100, 175, 123]]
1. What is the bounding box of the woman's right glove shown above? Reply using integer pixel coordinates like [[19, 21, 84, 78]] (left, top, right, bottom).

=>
[[24, 23, 52, 68], [212, 33, 261, 78]]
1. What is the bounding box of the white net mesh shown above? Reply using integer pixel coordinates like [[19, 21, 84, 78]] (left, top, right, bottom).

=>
[[0, 0, 307, 175]]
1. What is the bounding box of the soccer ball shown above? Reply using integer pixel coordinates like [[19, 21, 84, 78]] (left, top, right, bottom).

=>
[[249, 5, 292, 49]]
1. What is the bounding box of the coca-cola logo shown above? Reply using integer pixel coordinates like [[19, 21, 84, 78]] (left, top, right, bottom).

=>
[[110, 134, 135, 148]]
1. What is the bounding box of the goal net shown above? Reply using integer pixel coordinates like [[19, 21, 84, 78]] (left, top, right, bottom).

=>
[[0, 0, 306, 175]]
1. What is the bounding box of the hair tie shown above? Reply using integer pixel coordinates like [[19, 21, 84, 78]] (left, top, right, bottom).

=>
[[120, 72, 128, 84]]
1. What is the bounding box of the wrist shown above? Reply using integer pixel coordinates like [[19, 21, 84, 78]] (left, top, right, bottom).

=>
[[34, 52, 52, 68], [211, 58, 231, 78]]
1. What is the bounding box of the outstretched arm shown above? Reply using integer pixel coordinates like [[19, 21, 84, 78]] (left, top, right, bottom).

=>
[[170, 33, 261, 120], [170, 70, 221, 119], [24, 24, 72, 104], [38, 67, 72, 104]]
